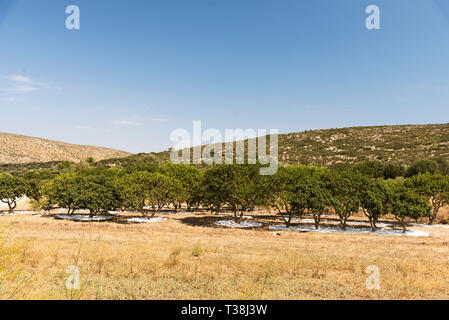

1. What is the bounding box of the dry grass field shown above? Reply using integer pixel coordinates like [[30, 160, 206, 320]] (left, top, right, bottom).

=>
[[1, 207, 449, 300]]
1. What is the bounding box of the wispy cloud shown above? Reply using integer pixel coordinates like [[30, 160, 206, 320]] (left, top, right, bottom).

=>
[[111, 120, 142, 126], [149, 117, 168, 122], [0, 97, 17, 102], [0, 75, 39, 93], [109, 115, 167, 127], [75, 125, 95, 130], [10, 75, 32, 83]]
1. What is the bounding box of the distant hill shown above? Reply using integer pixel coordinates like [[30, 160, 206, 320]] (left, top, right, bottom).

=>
[[100, 123, 449, 168], [0, 132, 131, 164], [2, 124, 449, 175], [276, 123, 449, 165]]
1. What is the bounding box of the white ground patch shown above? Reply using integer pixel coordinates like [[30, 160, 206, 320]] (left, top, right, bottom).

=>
[[411, 223, 449, 229], [0, 211, 33, 216], [291, 218, 391, 228], [54, 208, 91, 214], [268, 225, 429, 237], [159, 211, 190, 215], [126, 217, 168, 223], [55, 214, 114, 222], [218, 213, 254, 219], [215, 220, 262, 228]]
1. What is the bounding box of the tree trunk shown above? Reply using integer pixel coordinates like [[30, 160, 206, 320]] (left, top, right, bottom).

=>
[[429, 207, 438, 225], [340, 215, 347, 230], [238, 211, 244, 224], [286, 214, 292, 228], [363, 209, 376, 232], [233, 208, 238, 223], [369, 217, 376, 232], [313, 213, 320, 230], [280, 211, 289, 227]]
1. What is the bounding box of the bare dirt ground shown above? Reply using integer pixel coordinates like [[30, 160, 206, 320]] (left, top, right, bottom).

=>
[[1, 205, 449, 300]]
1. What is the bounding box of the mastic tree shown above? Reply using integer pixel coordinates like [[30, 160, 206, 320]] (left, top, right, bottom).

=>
[[268, 166, 307, 227], [359, 177, 392, 232], [326, 170, 363, 230], [387, 181, 431, 233], [73, 170, 122, 215], [43, 168, 123, 215], [147, 172, 184, 213], [302, 172, 333, 230], [118, 171, 152, 216], [405, 173, 449, 225], [41, 173, 78, 213], [202, 164, 269, 222], [161, 163, 202, 211], [0, 174, 28, 212], [186, 169, 205, 211], [201, 166, 228, 213]]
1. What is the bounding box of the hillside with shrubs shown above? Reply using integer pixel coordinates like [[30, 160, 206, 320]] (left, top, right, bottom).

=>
[[2, 124, 449, 176], [101, 123, 449, 168]]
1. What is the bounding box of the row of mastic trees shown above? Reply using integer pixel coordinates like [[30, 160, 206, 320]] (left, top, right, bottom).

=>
[[1, 162, 449, 233]]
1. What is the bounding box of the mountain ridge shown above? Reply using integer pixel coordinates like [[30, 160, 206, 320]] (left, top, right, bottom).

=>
[[0, 131, 131, 164]]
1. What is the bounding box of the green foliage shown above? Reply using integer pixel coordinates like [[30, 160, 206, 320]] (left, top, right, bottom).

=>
[[268, 166, 332, 228], [202, 164, 269, 221], [3, 156, 446, 232], [147, 172, 184, 212], [268, 166, 308, 224], [161, 163, 202, 211], [325, 170, 364, 230], [300, 171, 333, 229], [118, 171, 152, 215], [353, 161, 406, 179], [42, 168, 122, 215], [405, 158, 449, 177], [405, 173, 449, 224], [0, 174, 28, 212], [387, 181, 431, 233], [41, 173, 78, 213], [359, 178, 392, 231]]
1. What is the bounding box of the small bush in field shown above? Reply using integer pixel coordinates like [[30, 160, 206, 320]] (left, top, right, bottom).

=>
[[192, 242, 203, 257]]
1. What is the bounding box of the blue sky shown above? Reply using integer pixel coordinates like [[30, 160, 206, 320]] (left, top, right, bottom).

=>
[[0, 0, 449, 153]]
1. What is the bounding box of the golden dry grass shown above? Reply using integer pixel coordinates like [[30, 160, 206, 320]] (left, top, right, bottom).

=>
[[1, 210, 449, 300]]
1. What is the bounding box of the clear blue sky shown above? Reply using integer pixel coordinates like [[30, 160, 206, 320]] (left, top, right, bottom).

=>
[[1, 0, 449, 153]]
